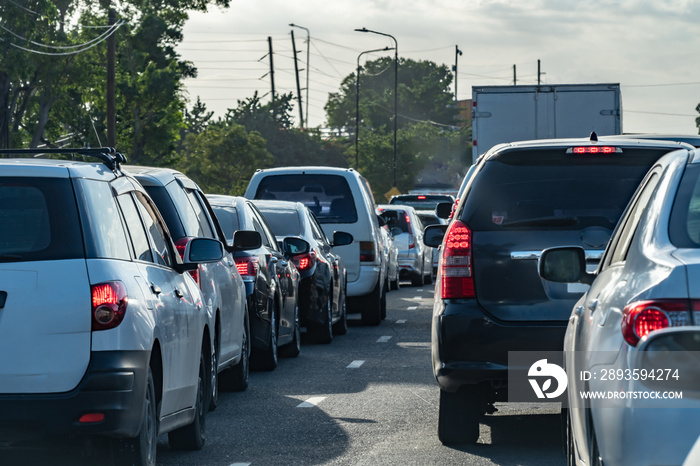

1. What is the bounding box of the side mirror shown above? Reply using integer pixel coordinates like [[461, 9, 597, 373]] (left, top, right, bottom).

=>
[[175, 237, 223, 273], [538, 247, 594, 285], [423, 224, 448, 247], [332, 231, 353, 247], [232, 230, 262, 251], [435, 202, 453, 219], [283, 236, 310, 256]]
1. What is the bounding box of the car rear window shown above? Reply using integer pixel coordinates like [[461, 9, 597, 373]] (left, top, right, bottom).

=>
[[256, 209, 302, 237], [0, 177, 83, 262], [253, 174, 358, 224], [670, 164, 700, 248], [210, 205, 240, 243], [390, 194, 454, 210], [463, 147, 670, 231]]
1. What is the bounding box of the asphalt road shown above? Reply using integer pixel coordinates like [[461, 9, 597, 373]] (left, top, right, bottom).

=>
[[1, 281, 566, 466]]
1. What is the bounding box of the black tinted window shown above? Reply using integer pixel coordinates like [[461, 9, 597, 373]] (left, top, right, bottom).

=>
[[390, 194, 454, 210], [211, 205, 240, 243], [670, 164, 700, 248], [0, 177, 82, 262], [463, 148, 667, 231], [257, 209, 301, 237], [253, 174, 357, 224]]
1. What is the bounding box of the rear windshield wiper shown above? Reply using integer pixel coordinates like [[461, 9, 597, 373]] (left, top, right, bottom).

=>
[[500, 216, 579, 227]]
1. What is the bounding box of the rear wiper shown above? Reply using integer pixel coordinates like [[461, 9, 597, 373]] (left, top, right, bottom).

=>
[[500, 216, 579, 227]]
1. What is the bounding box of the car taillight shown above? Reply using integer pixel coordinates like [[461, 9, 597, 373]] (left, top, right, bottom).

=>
[[360, 241, 376, 262], [449, 199, 459, 219], [440, 220, 474, 299], [622, 300, 693, 346], [408, 234, 415, 249], [235, 256, 259, 277], [174, 237, 201, 287], [92, 281, 127, 331], [293, 251, 316, 271]]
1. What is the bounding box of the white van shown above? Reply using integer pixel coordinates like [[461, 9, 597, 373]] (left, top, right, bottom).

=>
[[244, 167, 387, 325]]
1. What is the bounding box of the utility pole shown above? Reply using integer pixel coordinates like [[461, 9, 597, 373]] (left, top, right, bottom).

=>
[[513, 64, 516, 85], [290, 31, 304, 128], [107, 4, 116, 147], [453, 45, 462, 102], [267, 36, 275, 102], [537, 59, 541, 85], [289, 24, 310, 129]]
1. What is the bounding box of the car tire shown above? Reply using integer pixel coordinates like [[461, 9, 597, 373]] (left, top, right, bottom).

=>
[[208, 333, 219, 411], [411, 262, 424, 286], [390, 274, 400, 291], [309, 290, 333, 344], [113, 367, 158, 466], [380, 281, 387, 320], [332, 285, 348, 335], [220, 307, 250, 391], [360, 280, 382, 326], [253, 300, 278, 371], [280, 299, 302, 357], [437, 387, 482, 445], [168, 351, 206, 451]]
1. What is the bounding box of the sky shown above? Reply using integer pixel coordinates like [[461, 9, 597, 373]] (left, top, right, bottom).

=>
[[177, 0, 700, 135]]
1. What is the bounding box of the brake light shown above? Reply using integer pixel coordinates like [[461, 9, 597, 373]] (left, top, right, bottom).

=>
[[235, 256, 259, 277], [92, 281, 128, 331], [174, 237, 201, 287], [417, 195, 426, 200], [360, 241, 376, 262], [621, 300, 693, 346], [408, 234, 415, 249], [293, 251, 316, 271], [440, 220, 474, 299], [571, 146, 619, 154], [79, 413, 105, 423]]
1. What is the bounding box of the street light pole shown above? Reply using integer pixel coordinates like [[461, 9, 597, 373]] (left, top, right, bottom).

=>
[[355, 27, 398, 187], [289, 23, 310, 129], [453, 45, 463, 102], [356, 47, 394, 169]]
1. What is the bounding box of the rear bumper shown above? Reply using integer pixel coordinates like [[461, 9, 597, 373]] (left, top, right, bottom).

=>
[[432, 300, 566, 392], [346, 264, 380, 298], [0, 350, 150, 442]]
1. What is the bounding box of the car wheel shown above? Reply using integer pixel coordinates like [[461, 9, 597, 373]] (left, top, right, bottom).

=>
[[220, 307, 250, 391], [390, 274, 400, 291], [113, 367, 158, 466], [360, 280, 382, 326], [437, 386, 482, 445], [253, 300, 278, 371], [168, 351, 206, 450], [380, 281, 387, 320], [280, 299, 301, 357], [411, 263, 424, 286], [208, 333, 219, 411], [310, 290, 333, 344], [332, 285, 348, 335]]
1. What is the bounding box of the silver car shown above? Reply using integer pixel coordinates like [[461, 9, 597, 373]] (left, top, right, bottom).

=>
[[539, 146, 700, 466], [378, 204, 432, 286]]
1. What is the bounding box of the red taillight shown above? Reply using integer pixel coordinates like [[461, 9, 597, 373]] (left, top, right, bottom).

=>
[[440, 220, 474, 299], [235, 256, 259, 277], [449, 200, 459, 219], [174, 237, 201, 287], [360, 241, 376, 262], [91, 281, 127, 331], [408, 234, 415, 249], [79, 413, 105, 423], [622, 300, 692, 346], [572, 146, 618, 154], [293, 251, 316, 271]]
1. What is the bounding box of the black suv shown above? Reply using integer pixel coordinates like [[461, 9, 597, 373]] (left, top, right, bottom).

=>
[[424, 135, 695, 444]]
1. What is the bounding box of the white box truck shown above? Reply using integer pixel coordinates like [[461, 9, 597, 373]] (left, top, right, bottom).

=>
[[471, 83, 622, 162]]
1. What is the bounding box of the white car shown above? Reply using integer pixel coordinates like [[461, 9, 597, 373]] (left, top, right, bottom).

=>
[[378, 204, 432, 286], [244, 167, 388, 325], [539, 145, 700, 466], [0, 149, 223, 465]]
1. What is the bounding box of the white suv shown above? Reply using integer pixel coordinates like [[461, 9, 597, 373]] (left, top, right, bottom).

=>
[[0, 149, 221, 466], [244, 167, 388, 325]]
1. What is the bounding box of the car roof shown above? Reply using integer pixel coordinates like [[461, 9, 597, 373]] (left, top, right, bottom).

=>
[[0, 158, 120, 181], [122, 165, 199, 189], [252, 199, 305, 212], [602, 133, 700, 148], [251, 166, 359, 177]]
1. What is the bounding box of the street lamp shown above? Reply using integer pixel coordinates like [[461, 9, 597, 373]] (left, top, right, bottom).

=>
[[356, 46, 394, 169], [355, 27, 398, 188], [289, 23, 310, 128]]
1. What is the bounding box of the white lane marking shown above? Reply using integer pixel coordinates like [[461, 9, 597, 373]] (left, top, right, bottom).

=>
[[297, 396, 326, 408], [417, 289, 424, 292], [412, 296, 421, 300], [396, 319, 407, 323], [347, 360, 365, 368], [377, 335, 392, 343], [407, 306, 417, 310], [230, 463, 251, 466]]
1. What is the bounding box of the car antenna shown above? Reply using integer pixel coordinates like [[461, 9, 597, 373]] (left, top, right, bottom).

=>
[[590, 131, 598, 142]]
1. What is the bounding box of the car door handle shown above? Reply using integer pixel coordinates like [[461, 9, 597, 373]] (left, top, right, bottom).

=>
[[175, 288, 184, 299], [150, 283, 162, 295]]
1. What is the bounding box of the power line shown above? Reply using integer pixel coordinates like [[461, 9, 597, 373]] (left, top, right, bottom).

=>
[[1, 21, 125, 56]]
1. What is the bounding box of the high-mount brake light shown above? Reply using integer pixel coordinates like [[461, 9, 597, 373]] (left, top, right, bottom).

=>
[[621, 300, 693, 346], [92, 281, 128, 331], [570, 146, 620, 154], [417, 195, 427, 200], [174, 237, 201, 287], [440, 220, 475, 299]]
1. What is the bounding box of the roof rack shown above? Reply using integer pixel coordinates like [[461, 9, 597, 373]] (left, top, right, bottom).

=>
[[0, 147, 128, 171]]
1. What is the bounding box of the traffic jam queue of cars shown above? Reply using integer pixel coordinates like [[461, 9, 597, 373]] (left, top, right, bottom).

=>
[[0, 150, 404, 466], [425, 134, 700, 465]]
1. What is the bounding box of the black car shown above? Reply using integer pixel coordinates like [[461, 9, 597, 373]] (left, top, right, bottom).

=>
[[207, 195, 305, 370], [253, 200, 353, 343], [424, 135, 696, 445]]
